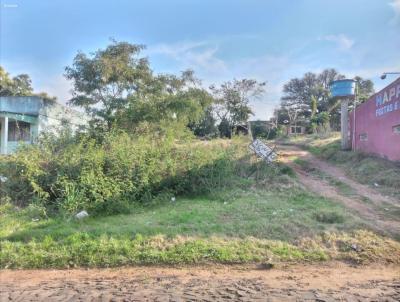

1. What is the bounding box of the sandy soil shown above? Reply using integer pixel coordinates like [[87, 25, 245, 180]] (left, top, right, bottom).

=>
[[1, 263, 400, 301], [278, 144, 400, 238]]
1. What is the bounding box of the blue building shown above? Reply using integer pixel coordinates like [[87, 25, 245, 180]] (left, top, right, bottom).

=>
[[0, 96, 88, 154]]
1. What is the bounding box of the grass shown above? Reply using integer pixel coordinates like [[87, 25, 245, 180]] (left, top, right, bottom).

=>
[[1, 184, 364, 243], [1, 136, 399, 269], [3, 182, 397, 269]]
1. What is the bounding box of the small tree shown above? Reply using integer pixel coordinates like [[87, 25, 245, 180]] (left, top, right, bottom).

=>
[[210, 79, 266, 137]]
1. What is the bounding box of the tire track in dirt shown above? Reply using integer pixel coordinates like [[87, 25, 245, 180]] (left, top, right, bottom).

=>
[[1, 264, 399, 301], [278, 144, 400, 238]]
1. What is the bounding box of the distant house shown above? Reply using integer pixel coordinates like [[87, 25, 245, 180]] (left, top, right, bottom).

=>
[[285, 118, 308, 136], [286, 125, 306, 135], [0, 96, 88, 154]]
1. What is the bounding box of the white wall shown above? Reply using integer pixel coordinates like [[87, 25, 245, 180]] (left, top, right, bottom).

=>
[[38, 102, 89, 134]]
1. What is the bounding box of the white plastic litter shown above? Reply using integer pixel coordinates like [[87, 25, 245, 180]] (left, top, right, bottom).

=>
[[0, 176, 7, 182], [75, 210, 89, 219]]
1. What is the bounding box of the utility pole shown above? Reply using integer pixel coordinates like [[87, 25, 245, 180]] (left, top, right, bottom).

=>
[[340, 98, 350, 150]]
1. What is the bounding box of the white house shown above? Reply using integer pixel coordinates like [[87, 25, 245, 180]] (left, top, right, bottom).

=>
[[0, 96, 88, 154]]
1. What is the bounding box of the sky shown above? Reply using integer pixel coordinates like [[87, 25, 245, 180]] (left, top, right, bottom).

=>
[[1, 0, 400, 120]]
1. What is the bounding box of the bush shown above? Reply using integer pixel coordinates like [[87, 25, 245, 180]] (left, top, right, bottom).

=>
[[314, 211, 345, 224], [0, 132, 257, 216]]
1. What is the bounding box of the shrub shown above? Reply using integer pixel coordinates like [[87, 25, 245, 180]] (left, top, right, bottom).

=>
[[0, 132, 260, 216], [313, 211, 345, 224]]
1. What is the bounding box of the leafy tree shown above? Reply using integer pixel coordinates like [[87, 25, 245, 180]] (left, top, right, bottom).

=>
[[118, 70, 214, 135], [281, 69, 345, 117], [0, 66, 33, 96], [354, 76, 374, 103], [218, 117, 232, 138], [211, 79, 266, 136], [189, 107, 219, 138], [310, 95, 318, 117], [65, 41, 152, 128], [311, 112, 330, 133], [65, 42, 214, 136], [250, 120, 273, 139], [0, 66, 56, 102]]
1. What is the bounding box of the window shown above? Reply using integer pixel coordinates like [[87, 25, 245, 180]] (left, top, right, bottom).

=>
[[393, 124, 400, 134], [8, 121, 31, 142], [290, 126, 302, 134], [359, 133, 368, 141]]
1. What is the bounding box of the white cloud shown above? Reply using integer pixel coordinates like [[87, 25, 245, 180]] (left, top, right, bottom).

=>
[[389, 0, 400, 24], [149, 40, 311, 120], [149, 41, 227, 75], [320, 34, 354, 51]]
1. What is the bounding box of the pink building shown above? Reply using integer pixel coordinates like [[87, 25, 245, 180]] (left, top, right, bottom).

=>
[[349, 77, 400, 161]]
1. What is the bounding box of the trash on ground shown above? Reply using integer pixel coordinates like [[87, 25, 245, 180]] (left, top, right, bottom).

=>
[[75, 210, 89, 219]]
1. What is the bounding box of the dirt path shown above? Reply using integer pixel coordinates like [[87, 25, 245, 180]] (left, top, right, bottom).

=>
[[1, 263, 399, 301], [278, 144, 400, 238]]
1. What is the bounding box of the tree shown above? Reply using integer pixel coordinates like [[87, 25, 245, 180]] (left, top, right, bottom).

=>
[[0, 66, 33, 96], [189, 107, 219, 138], [118, 70, 214, 135], [210, 79, 266, 136], [218, 117, 232, 138], [65, 41, 152, 128], [0, 66, 56, 101], [281, 69, 345, 117], [311, 112, 330, 133], [279, 69, 374, 130], [310, 95, 318, 117], [354, 76, 374, 103]]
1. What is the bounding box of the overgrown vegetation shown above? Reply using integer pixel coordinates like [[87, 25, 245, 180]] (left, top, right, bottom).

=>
[[1, 133, 262, 215]]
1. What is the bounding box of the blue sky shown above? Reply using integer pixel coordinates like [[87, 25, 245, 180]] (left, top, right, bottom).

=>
[[1, 0, 400, 119]]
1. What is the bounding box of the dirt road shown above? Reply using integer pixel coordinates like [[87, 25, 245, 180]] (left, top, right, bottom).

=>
[[278, 144, 400, 238], [1, 263, 400, 301]]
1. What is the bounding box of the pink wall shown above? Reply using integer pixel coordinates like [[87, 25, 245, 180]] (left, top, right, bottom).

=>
[[349, 77, 400, 161]]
